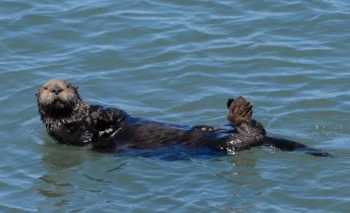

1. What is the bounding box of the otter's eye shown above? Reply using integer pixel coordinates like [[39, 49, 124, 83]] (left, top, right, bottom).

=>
[[43, 86, 48, 90]]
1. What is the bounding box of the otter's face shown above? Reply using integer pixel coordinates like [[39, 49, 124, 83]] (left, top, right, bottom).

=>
[[36, 79, 81, 117]]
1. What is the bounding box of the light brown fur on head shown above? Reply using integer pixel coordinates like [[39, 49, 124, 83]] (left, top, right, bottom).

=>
[[36, 79, 81, 117]]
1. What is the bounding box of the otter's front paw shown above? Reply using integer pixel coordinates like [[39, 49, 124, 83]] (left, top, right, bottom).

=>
[[227, 96, 253, 126]]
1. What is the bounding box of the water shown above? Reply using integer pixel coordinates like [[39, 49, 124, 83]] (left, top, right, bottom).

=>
[[0, 0, 350, 212]]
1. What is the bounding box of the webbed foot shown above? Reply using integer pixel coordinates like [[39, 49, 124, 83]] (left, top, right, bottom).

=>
[[227, 96, 253, 126]]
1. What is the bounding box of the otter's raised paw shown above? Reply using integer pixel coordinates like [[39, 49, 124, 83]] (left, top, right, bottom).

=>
[[227, 96, 253, 126]]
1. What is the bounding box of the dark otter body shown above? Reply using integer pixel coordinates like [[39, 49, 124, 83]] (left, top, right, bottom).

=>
[[36, 80, 330, 157], [40, 102, 264, 153]]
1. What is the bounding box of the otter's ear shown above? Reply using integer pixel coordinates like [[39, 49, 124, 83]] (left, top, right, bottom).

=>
[[227, 98, 234, 109], [35, 89, 40, 98], [67, 83, 79, 91], [72, 85, 79, 94]]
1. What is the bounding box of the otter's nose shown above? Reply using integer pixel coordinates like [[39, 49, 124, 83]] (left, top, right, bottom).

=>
[[51, 86, 63, 95]]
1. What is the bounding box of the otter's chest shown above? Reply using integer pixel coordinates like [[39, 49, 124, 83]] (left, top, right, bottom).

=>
[[45, 118, 93, 146]]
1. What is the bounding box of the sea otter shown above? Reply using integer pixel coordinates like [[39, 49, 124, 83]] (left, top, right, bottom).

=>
[[36, 79, 330, 157]]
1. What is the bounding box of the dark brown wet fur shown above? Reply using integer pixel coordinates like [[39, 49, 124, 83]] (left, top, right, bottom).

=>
[[36, 80, 331, 157]]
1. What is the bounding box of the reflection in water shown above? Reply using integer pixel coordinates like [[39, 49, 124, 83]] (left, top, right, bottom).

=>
[[36, 132, 134, 211], [40, 136, 91, 170], [35, 134, 98, 209], [230, 151, 258, 168]]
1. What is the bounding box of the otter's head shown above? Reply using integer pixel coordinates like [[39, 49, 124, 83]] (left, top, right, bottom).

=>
[[36, 79, 81, 118]]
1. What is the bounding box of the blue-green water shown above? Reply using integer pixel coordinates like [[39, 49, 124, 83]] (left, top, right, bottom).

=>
[[1, 0, 350, 212]]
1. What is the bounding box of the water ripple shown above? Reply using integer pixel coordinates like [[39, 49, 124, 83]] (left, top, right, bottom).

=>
[[0, 0, 350, 212]]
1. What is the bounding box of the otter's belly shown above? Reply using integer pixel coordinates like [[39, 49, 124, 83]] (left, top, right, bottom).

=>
[[113, 121, 233, 150]]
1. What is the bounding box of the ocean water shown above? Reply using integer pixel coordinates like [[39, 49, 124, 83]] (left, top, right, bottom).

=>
[[0, 0, 350, 212]]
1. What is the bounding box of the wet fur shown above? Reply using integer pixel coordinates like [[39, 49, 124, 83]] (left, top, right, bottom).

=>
[[36, 80, 330, 157]]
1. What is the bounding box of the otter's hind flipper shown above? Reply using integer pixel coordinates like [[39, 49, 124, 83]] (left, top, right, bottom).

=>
[[226, 98, 234, 109], [263, 136, 332, 157], [226, 96, 253, 126]]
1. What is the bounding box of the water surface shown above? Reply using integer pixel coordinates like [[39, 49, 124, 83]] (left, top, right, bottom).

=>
[[0, 0, 350, 212]]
